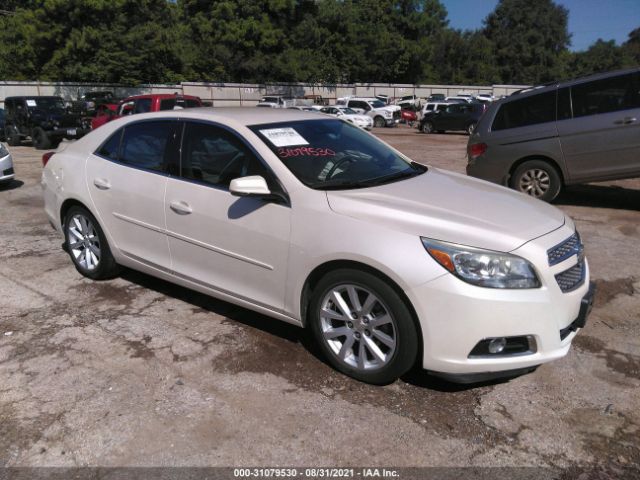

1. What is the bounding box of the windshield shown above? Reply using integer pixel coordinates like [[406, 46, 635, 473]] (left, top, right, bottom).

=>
[[369, 100, 386, 109], [249, 119, 426, 190], [26, 98, 66, 111], [339, 108, 357, 115], [401, 95, 414, 101]]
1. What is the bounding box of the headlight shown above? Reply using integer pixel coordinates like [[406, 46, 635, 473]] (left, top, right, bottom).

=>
[[382, 111, 392, 118], [0, 143, 8, 156], [421, 238, 541, 289]]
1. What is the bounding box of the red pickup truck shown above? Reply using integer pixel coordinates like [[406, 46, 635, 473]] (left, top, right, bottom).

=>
[[91, 93, 203, 130]]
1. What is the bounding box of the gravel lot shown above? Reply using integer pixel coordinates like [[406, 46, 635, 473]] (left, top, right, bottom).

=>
[[0, 126, 638, 476]]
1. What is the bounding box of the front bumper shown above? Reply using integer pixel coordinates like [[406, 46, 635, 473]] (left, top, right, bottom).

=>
[[0, 153, 14, 183], [406, 225, 591, 375]]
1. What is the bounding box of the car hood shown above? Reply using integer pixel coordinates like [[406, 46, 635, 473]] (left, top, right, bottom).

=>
[[326, 168, 566, 252]]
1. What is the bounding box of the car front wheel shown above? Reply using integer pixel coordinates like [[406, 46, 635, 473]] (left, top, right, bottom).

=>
[[373, 116, 386, 128], [309, 269, 418, 385], [32, 127, 51, 150], [64, 206, 120, 280], [510, 160, 562, 202], [421, 121, 434, 134]]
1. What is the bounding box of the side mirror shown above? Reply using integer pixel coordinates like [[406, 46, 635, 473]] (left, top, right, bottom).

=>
[[229, 175, 271, 197]]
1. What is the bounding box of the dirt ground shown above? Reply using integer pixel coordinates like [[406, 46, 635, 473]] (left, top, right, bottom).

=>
[[0, 125, 638, 477]]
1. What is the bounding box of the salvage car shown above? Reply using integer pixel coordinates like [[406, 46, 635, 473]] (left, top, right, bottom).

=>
[[4, 96, 90, 149], [42, 108, 594, 385], [320, 106, 373, 130], [467, 67, 640, 202]]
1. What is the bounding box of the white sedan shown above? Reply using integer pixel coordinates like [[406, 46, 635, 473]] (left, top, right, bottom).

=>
[[42, 108, 593, 385], [320, 106, 373, 130]]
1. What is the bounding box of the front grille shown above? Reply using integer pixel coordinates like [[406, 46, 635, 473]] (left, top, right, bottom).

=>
[[547, 233, 580, 266], [555, 260, 585, 293], [3, 167, 14, 176], [393, 110, 401, 120]]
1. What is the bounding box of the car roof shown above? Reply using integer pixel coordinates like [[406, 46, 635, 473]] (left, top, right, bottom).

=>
[[121, 94, 200, 102]]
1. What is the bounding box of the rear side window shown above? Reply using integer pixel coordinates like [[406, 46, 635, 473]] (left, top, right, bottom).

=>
[[96, 128, 122, 160], [119, 121, 173, 172], [571, 72, 640, 118], [492, 91, 556, 131], [134, 98, 153, 114]]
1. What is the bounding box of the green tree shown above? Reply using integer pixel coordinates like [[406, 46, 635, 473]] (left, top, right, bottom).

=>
[[622, 27, 640, 65], [483, 0, 570, 84], [570, 39, 634, 77]]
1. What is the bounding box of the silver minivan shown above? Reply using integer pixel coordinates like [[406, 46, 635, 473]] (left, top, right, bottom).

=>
[[467, 68, 640, 201]]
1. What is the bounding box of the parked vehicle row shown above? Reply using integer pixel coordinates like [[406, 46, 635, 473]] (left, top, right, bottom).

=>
[[42, 108, 593, 385]]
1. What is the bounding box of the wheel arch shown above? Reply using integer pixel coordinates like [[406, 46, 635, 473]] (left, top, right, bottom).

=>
[[508, 155, 565, 186], [299, 259, 424, 361]]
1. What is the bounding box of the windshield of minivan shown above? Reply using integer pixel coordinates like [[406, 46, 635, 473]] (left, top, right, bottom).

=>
[[249, 119, 425, 190]]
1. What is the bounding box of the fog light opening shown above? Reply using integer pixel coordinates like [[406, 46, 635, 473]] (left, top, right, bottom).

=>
[[488, 337, 507, 354]]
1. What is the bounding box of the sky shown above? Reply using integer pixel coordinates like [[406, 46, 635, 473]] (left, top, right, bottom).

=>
[[441, 0, 640, 51]]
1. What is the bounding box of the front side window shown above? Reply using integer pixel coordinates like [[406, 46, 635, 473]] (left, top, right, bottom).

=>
[[571, 72, 640, 118], [180, 122, 271, 189], [119, 121, 173, 172], [492, 91, 556, 131], [250, 119, 426, 190]]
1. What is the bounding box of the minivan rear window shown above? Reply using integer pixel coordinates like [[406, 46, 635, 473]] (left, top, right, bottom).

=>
[[492, 91, 556, 131]]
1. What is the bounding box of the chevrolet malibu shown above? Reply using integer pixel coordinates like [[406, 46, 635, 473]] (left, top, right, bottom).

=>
[[42, 109, 594, 385]]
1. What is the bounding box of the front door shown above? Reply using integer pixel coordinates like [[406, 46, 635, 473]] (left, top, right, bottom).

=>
[[164, 121, 291, 312]]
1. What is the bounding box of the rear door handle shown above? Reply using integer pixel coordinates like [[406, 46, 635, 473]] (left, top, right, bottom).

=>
[[614, 117, 637, 125], [93, 178, 111, 190], [169, 200, 193, 215]]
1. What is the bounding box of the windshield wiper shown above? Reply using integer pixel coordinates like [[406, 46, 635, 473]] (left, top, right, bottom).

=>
[[310, 168, 425, 191], [356, 168, 424, 187]]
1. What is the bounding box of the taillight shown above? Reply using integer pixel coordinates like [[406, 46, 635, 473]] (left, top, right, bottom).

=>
[[42, 152, 55, 167], [468, 142, 487, 159]]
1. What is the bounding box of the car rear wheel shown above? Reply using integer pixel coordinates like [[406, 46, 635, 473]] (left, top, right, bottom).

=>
[[309, 269, 418, 385], [32, 127, 51, 150], [64, 206, 120, 280], [373, 116, 386, 128], [421, 121, 434, 134], [510, 160, 562, 202]]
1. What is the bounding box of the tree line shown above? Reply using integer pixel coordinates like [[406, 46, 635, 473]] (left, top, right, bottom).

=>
[[0, 0, 638, 87]]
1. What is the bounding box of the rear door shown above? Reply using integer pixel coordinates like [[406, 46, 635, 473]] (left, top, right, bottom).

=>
[[86, 120, 177, 270], [557, 71, 640, 182]]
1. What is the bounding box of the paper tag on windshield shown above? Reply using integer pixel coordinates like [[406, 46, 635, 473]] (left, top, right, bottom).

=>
[[26, 100, 37, 107], [259, 128, 309, 147]]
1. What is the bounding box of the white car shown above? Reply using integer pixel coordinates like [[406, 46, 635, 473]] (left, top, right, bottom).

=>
[[475, 93, 494, 102], [42, 108, 594, 385], [0, 143, 14, 185], [336, 97, 400, 127], [320, 106, 373, 130]]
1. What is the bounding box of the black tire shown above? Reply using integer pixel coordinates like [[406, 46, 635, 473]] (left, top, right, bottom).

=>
[[5, 126, 21, 146], [373, 116, 386, 128], [421, 121, 434, 134], [308, 268, 418, 385], [510, 159, 562, 202], [50, 138, 62, 149], [32, 127, 51, 150], [64, 206, 120, 280], [466, 122, 477, 135]]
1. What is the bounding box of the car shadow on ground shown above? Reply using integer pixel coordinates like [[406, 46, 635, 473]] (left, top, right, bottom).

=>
[[555, 184, 640, 211], [0, 179, 24, 191], [118, 267, 500, 392]]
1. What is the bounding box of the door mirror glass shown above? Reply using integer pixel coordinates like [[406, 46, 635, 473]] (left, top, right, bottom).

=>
[[229, 175, 271, 197]]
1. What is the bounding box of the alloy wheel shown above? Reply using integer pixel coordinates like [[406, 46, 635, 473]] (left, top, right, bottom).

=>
[[67, 213, 101, 271], [319, 284, 397, 371], [518, 168, 551, 198]]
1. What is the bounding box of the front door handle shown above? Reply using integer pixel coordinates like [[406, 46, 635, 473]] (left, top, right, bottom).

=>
[[614, 116, 637, 125], [93, 178, 111, 190], [169, 200, 193, 215]]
